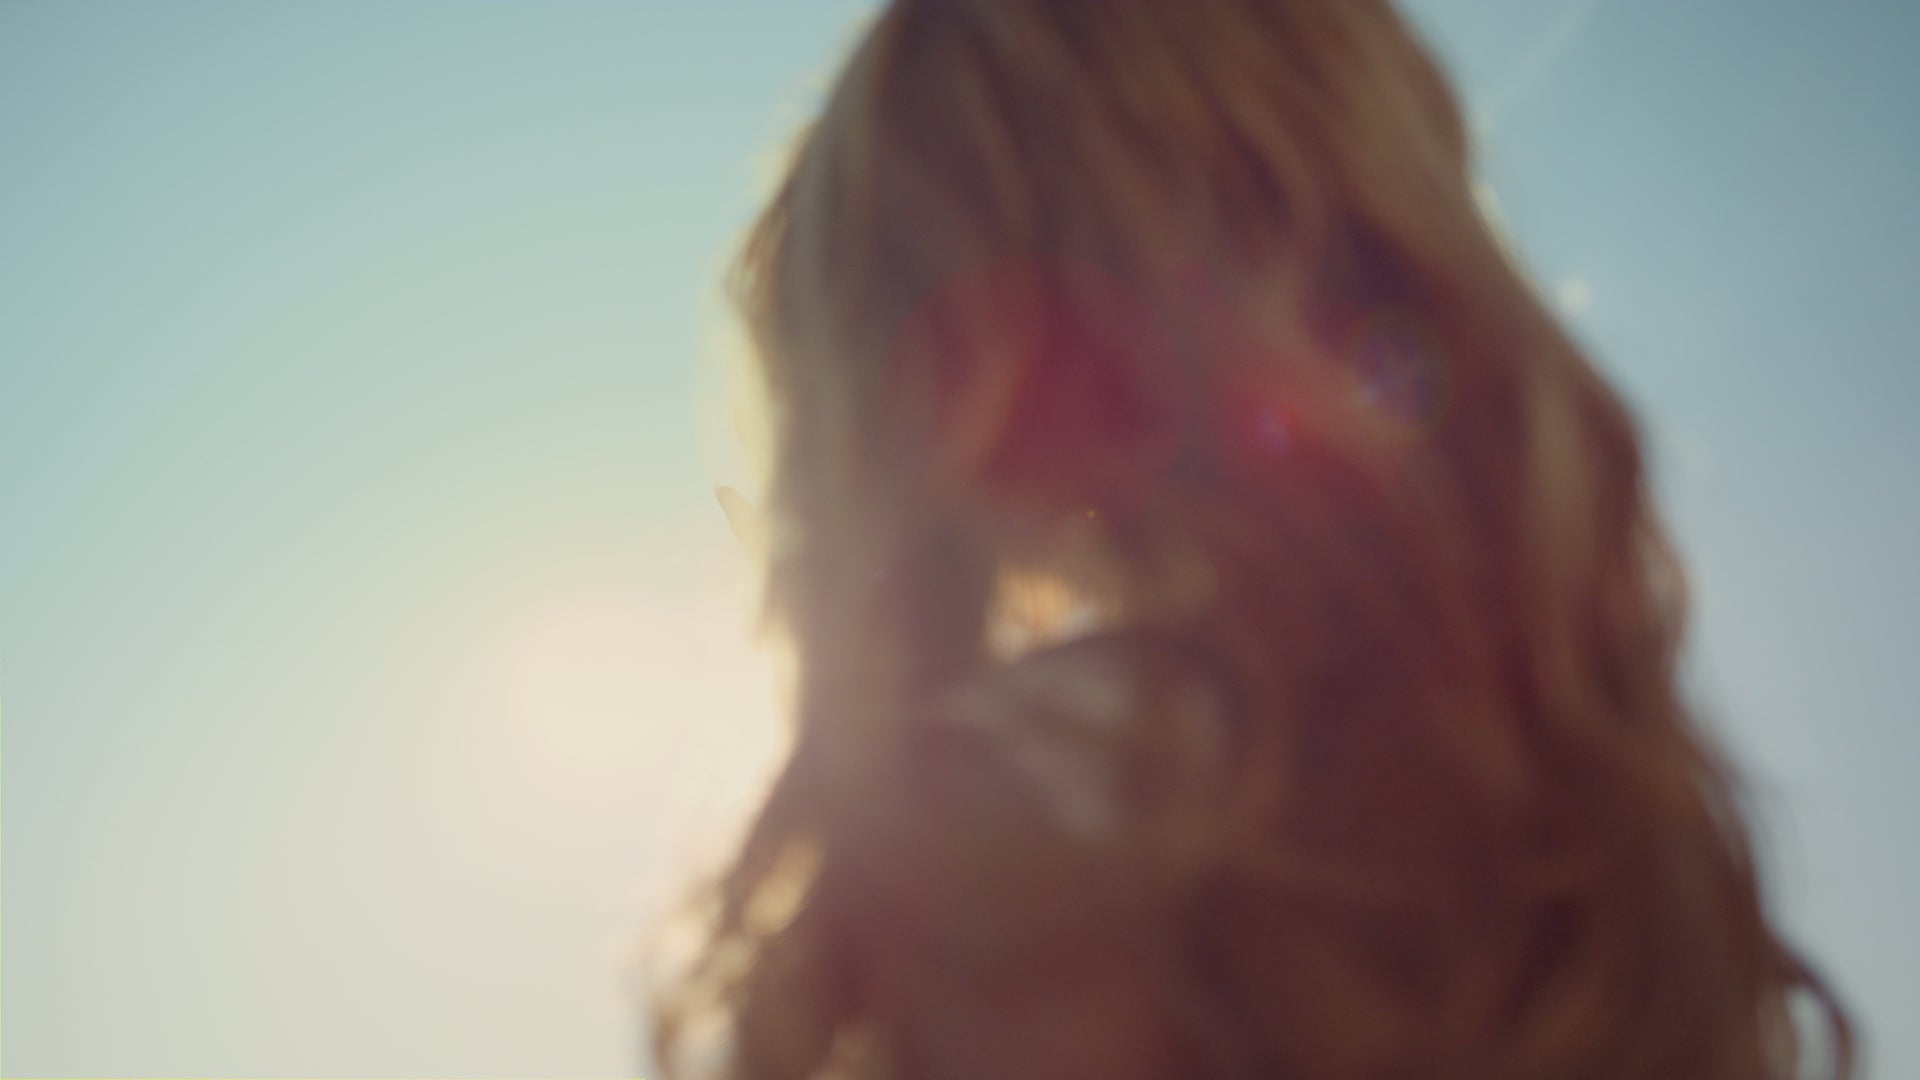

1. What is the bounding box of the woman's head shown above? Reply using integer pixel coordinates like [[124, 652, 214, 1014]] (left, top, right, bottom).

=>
[[660, 1, 1852, 1076]]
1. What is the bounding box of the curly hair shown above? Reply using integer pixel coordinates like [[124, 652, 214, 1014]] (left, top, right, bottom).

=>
[[653, 1, 1854, 1076]]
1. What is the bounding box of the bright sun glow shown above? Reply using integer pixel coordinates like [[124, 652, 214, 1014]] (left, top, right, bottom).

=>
[[501, 561, 791, 868]]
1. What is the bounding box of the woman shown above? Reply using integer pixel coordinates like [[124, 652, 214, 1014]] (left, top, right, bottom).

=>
[[657, 1, 1853, 1076]]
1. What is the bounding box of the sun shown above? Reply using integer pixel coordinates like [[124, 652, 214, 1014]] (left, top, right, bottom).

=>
[[501, 555, 791, 863]]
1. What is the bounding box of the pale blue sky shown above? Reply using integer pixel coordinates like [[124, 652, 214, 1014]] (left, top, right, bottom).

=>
[[2, 2, 1915, 1076]]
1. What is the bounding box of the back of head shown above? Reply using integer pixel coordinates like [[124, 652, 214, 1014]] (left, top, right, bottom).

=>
[[657, 1, 1853, 1076]]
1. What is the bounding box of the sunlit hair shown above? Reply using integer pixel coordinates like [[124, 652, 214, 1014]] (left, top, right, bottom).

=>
[[656, 1, 1853, 1076]]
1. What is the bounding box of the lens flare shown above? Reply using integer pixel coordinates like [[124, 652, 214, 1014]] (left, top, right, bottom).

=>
[[1350, 310, 1450, 434]]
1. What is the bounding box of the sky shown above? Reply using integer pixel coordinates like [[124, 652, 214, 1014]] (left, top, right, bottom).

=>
[[2, 1, 1915, 1076]]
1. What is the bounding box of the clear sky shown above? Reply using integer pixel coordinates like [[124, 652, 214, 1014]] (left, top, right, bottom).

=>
[[2, 2, 1914, 1076]]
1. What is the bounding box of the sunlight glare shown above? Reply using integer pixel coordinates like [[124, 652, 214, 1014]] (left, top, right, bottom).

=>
[[502, 565, 790, 865]]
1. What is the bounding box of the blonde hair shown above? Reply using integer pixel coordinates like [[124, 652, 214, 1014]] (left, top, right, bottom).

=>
[[657, 1, 1853, 1076]]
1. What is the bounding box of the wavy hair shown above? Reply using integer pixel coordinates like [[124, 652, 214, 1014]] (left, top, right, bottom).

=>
[[655, 1, 1853, 1076]]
